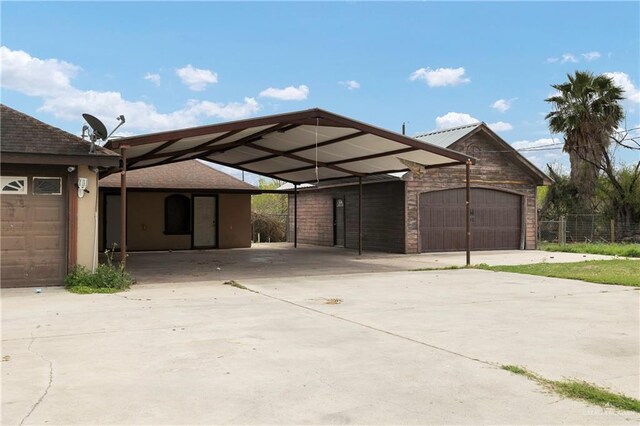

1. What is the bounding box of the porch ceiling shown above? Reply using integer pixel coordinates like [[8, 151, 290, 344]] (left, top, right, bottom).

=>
[[106, 108, 475, 184]]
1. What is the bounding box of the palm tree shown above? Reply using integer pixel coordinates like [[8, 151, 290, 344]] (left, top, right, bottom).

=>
[[545, 71, 624, 209]]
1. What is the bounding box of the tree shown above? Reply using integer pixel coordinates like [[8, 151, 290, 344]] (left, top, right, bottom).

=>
[[545, 71, 624, 208], [251, 178, 289, 242]]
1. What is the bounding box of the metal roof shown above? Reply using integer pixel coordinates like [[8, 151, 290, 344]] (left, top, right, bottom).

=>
[[414, 123, 482, 148], [106, 108, 475, 184]]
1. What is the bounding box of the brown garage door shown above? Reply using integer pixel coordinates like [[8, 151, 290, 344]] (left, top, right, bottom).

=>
[[1, 176, 67, 288], [420, 188, 521, 252]]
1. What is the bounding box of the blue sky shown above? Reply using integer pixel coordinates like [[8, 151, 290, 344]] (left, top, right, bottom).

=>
[[2, 1, 639, 181]]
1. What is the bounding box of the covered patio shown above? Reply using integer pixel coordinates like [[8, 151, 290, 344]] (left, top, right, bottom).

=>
[[105, 108, 475, 263]]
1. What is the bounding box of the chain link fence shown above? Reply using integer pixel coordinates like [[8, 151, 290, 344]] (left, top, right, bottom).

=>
[[539, 214, 640, 244]]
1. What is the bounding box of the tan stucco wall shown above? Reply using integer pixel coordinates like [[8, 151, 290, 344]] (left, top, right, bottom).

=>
[[76, 165, 100, 270], [218, 193, 251, 249], [127, 192, 192, 251]]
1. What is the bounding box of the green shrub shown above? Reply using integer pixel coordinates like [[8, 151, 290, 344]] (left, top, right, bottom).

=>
[[65, 249, 134, 294]]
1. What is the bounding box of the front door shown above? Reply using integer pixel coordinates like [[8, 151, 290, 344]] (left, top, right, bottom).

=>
[[193, 195, 217, 248], [333, 198, 345, 247]]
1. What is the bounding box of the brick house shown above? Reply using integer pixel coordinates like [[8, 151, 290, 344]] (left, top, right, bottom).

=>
[[288, 123, 550, 253]]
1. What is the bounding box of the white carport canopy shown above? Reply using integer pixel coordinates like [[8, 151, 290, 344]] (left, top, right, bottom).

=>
[[106, 108, 474, 184], [105, 108, 476, 263]]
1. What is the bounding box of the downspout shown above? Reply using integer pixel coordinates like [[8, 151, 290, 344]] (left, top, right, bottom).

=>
[[92, 167, 99, 272]]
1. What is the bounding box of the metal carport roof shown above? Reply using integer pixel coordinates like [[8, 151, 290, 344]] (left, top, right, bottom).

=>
[[106, 108, 475, 183]]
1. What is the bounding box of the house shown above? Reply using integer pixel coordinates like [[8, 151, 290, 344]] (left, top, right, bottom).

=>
[[288, 122, 550, 253], [0, 104, 120, 288], [98, 160, 259, 251]]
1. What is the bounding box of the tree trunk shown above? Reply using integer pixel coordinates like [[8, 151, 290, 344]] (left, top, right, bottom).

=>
[[568, 151, 597, 211]]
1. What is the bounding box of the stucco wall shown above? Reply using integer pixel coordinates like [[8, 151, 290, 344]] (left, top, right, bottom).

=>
[[405, 132, 539, 253], [218, 193, 251, 249], [99, 191, 252, 251], [76, 165, 100, 270]]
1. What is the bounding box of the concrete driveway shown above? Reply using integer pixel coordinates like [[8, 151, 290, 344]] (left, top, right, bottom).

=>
[[2, 267, 638, 424], [124, 243, 616, 283]]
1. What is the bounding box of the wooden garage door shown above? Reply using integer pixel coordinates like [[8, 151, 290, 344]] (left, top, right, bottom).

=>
[[1, 177, 67, 287], [420, 188, 521, 252]]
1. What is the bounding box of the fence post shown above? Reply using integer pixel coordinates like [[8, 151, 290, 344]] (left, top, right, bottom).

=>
[[610, 219, 615, 243], [559, 215, 566, 246]]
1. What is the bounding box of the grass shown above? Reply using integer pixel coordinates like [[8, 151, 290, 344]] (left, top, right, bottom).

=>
[[477, 259, 640, 287], [540, 242, 640, 258], [65, 248, 134, 294], [223, 280, 257, 293], [67, 285, 125, 294], [410, 265, 467, 272], [501, 365, 640, 413]]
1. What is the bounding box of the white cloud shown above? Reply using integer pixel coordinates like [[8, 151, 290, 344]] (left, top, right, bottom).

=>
[[259, 85, 309, 101], [0, 46, 261, 133], [511, 138, 559, 150], [409, 67, 470, 87], [176, 64, 218, 91], [339, 80, 360, 90], [491, 98, 514, 112], [488, 121, 513, 132], [511, 138, 567, 169], [604, 71, 640, 104], [546, 57, 559, 64], [435, 112, 480, 129], [561, 53, 578, 63], [582, 51, 601, 61], [144, 72, 161, 86], [0, 46, 79, 97]]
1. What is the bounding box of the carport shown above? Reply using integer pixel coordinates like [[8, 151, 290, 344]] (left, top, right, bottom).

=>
[[105, 108, 475, 263]]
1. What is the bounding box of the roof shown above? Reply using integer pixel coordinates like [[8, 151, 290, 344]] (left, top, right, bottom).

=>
[[106, 108, 474, 184], [278, 173, 401, 191], [415, 123, 481, 148], [1, 104, 120, 166], [416, 122, 551, 185], [99, 159, 258, 191]]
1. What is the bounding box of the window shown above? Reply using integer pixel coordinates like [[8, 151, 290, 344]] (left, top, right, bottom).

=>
[[165, 194, 191, 234], [0, 176, 27, 194], [33, 177, 62, 195]]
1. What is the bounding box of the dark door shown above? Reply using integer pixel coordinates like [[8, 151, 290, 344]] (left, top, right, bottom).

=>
[[420, 188, 521, 252], [333, 198, 345, 247]]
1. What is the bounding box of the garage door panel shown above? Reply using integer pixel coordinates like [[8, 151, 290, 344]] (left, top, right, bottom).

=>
[[1, 178, 66, 288], [421, 188, 521, 252]]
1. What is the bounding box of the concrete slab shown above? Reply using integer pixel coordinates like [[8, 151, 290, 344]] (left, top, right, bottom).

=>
[[124, 243, 618, 284], [2, 269, 639, 424]]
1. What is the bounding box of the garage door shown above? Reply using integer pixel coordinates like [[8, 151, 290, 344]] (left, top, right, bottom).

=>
[[1, 176, 67, 288], [420, 188, 521, 252]]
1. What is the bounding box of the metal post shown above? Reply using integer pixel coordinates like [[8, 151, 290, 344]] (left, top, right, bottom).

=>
[[610, 219, 615, 243], [120, 147, 128, 265], [466, 160, 471, 266], [294, 184, 298, 248], [358, 176, 363, 256]]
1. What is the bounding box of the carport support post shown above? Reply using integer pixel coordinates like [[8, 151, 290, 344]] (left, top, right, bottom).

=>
[[120, 146, 128, 266], [465, 159, 471, 266], [294, 184, 298, 248], [358, 176, 363, 256]]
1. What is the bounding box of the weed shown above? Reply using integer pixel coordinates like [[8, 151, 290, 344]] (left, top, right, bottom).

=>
[[501, 365, 640, 413], [65, 245, 134, 294], [223, 280, 257, 293]]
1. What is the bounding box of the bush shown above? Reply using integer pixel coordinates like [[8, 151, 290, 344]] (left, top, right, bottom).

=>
[[65, 249, 134, 293]]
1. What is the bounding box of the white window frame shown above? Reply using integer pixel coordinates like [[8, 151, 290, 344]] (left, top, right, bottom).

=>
[[0, 176, 28, 195], [33, 177, 63, 196]]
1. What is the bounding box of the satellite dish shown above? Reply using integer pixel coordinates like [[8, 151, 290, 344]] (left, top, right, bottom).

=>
[[82, 113, 108, 141]]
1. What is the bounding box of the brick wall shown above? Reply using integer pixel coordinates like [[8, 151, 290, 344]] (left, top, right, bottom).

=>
[[406, 131, 539, 253], [288, 181, 406, 252]]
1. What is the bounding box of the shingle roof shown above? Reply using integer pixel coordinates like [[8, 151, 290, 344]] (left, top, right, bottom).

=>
[[414, 123, 482, 148], [0, 104, 119, 157], [99, 160, 258, 191]]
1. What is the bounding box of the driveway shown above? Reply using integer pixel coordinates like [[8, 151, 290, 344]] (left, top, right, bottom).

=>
[[124, 243, 615, 283], [2, 268, 638, 424]]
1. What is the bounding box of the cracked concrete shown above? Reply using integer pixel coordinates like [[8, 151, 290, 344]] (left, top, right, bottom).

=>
[[18, 334, 54, 426], [2, 267, 639, 424]]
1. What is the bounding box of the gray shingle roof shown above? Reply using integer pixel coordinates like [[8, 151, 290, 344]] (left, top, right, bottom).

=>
[[414, 123, 481, 148], [0, 104, 119, 157]]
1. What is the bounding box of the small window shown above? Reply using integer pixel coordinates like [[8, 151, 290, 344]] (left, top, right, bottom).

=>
[[33, 177, 62, 195], [1, 176, 27, 194], [165, 194, 191, 234]]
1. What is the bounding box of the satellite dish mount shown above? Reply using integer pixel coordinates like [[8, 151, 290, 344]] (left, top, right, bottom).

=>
[[81, 114, 126, 153]]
